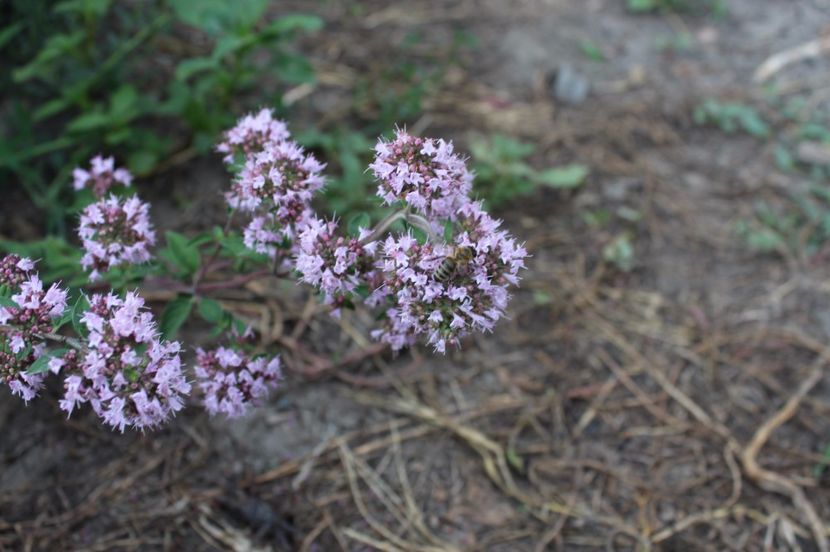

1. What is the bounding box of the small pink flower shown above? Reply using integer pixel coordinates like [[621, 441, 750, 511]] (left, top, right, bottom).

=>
[[224, 134, 325, 258], [72, 155, 132, 197], [78, 195, 156, 279], [369, 129, 473, 223], [0, 257, 68, 401], [0, 254, 35, 288], [194, 347, 281, 418], [58, 292, 190, 431], [296, 217, 379, 310], [216, 108, 291, 164], [371, 203, 526, 353]]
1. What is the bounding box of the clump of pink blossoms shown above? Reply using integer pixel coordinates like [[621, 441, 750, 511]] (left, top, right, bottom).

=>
[[369, 128, 473, 223], [216, 108, 290, 164], [371, 202, 527, 353], [72, 155, 133, 198], [227, 139, 325, 259], [78, 195, 156, 279], [295, 217, 379, 313], [194, 347, 281, 418], [0, 256, 68, 401], [58, 292, 191, 432], [0, 254, 36, 288], [280, 127, 528, 353]]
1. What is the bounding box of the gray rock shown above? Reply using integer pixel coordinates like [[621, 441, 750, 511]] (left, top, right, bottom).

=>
[[553, 64, 590, 105]]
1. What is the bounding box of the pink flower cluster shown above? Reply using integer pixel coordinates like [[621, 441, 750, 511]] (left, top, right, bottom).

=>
[[194, 347, 281, 418], [0, 256, 67, 401], [0, 254, 35, 288], [213, 114, 528, 354], [228, 139, 326, 260], [216, 108, 290, 164], [78, 195, 156, 280], [295, 218, 379, 313], [58, 292, 191, 431], [72, 155, 133, 198], [371, 202, 526, 353], [369, 129, 473, 223]]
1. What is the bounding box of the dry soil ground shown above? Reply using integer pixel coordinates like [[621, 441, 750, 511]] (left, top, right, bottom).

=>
[[3, 1, 830, 550]]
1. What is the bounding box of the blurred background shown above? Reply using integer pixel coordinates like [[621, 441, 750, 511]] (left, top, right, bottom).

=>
[[3, 0, 830, 550]]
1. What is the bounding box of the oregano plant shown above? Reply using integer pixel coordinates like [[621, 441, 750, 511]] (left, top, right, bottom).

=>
[[0, 109, 527, 431]]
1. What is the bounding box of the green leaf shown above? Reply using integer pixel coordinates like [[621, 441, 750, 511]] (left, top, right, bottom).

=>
[[128, 150, 158, 176], [66, 110, 110, 133], [603, 234, 635, 272], [26, 348, 69, 375], [109, 85, 139, 118], [175, 57, 219, 81], [774, 145, 794, 172], [537, 164, 589, 189], [26, 355, 52, 375], [197, 298, 224, 324], [164, 231, 201, 276], [265, 14, 324, 34], [443, 220, 455, 242], [123, 366, 140, 383], [13, 31, 85, 82], [159, 295, 194, 339], [0, 296, 19, 309], [0, 22, 24, 50], [54, 0, 111, 15], [580, 39, 605, 62], [71, 295, 90, 337], [347, 212, 371, 236], [273, 51, 315, 84], [506, 448, 525, 472], [745, 228, 785, 252], [627, 0, 657, 12], [169, 0, 268, 34], [33, 97, 72, 121], [212, 35, 251, 60], [813, 442, 830, 478]]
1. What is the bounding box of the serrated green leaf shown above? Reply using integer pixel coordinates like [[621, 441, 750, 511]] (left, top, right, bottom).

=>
[[159, 295, 193, 339]]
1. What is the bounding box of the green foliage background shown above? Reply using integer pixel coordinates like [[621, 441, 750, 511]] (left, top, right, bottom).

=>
[[1, 0, 321, 233]]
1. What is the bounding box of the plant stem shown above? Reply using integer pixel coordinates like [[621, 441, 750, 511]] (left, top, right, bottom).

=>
[[404, 213, 441, 243], [191, 209, 236, 293], [358, 209, 407, 246], [0, 325, 86, 351], [195, 269, 274, 293]]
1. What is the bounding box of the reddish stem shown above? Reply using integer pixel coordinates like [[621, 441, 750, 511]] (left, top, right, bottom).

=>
[[195, 269, 274, 293]]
